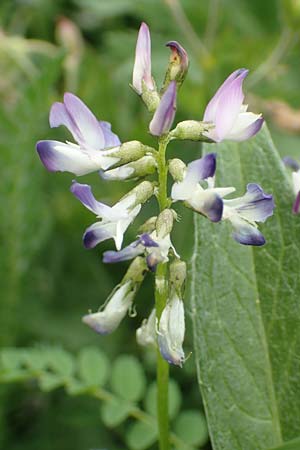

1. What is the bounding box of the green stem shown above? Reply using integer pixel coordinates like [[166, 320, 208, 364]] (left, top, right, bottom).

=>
[[155, 136, 171, 450]]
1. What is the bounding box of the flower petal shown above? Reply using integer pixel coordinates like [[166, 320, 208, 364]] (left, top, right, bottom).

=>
[[225, 112, 264, 141], [82, 281, 133, 334], [63, 93, 105, 149], [70, 181, 111, 216], [149, 81, 177, 136], [158, 295, 185, 367], [230, 215, 266, 246], [214, 70, 249, 141], [224, 183, 274, 223], [188, 188, 223, 222], [103, 242, 143, 263], [203, 68, 248, 123], [138, 233, 159, 247], [186, 153, 217, 183], [132, 22, 153, 94], [293, 191, 300, 214], [36, 140, 118, 176], [283, 156, 300, 172], [99, 121, 121, 147], [83, 222, 116, 249], [136, 309, 157, 347]]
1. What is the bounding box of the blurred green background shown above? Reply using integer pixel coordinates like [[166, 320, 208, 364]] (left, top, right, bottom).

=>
[[0, 0, 300, 449]]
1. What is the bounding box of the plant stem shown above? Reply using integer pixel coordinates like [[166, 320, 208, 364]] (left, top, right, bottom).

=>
[[155, 136, 171, 450]]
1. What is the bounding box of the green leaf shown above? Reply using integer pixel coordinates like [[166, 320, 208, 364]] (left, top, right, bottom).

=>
[[100, 398, 132, 427], [268, 437, 300, 450], [191, 126, 300, 450], [125, 422, 157, 450], [144, 379, 181, 420], [45, 348, 74, 378], [77, 346, 109, 387], [38, 373, 63, 392], [0, 348, 24, 370], [111, 355, 146, 402], [173, 410, 208, 447]]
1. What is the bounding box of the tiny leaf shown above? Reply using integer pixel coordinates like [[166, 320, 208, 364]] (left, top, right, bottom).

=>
[[77, 346, 110, 387], [100, 398, 132, 427], [111, 355, 146, 402], [173, 410, 208, 447], [126, 422, 157, 450]]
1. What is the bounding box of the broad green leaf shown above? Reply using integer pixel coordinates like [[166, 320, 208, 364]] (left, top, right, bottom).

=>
[[191, 126, 300, 450], [100, 398, 132, 427], [144, 379, 182, 420], [173, 410, 208, 447], [77, 346, 109, 387], [111, 355, 146, 402], [125, 422, 157, 450], [268, 437, 300, 450], [45, 348, 74, 378]]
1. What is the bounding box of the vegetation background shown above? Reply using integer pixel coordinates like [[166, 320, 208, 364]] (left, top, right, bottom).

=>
[[0, 0, 299, 449]]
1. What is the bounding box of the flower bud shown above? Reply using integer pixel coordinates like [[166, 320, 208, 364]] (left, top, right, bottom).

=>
[[149, 81, 177, 136], [169, 259, 187, 294], [163, 41, 189, 90], [156, 209, 176, 238], [107, 141, 156, 167], [158, 294, 185, 367], [101, 155, 157, 181], [138, 216, 157, 234], [82, 257, 147, 335], [170, 120, 214, 141], [169, 158, 186, 182], [123, 180, 154, 208], [136, 308, 156, 347]]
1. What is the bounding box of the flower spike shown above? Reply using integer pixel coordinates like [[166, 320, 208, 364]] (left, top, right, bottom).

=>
[[203, 69, 264, 142]]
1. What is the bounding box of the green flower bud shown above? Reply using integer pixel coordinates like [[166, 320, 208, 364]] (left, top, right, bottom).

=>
[[124, 180, 155, 207], [170, 120, 214, 142], [108, 141, 156, 167], [123, 256, 148, 284], [169, 259, 187, 295], [169, 158, 187, 182], [141, 80, 160, 113], [156, 209, 177, 238], [102, 155, 157, 181], [138, 216, 158, 234]]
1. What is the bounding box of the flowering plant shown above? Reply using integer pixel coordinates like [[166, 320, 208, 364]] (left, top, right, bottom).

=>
[[36, 22, 275, 450]]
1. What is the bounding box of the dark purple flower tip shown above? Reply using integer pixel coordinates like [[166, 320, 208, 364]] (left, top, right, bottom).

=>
[[186, 153, 217, 184], [138, 233, 159, 247], [83, 230, 98, 249], [292, 191, 300, 214], [204, 194, 223, 222], [166, 41, 188, 67], [283, 156, 300, 172], [36, 140, 59, 171], [232, 228, 266, 246]]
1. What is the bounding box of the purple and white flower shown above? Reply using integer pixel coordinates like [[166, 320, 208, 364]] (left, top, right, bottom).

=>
[[149, 81, 177, 136], [103, 230, 178, 271], [70, 181, 142, 250], [203, 69, 264, 142], [36, 93, 121, 176], [222, 183, 274, 245], [157, 294, 185, 367], [82, 281, 134, 335], [283, 156, 300, 214], [132, 22, 154, 95], [136, 308, 156, 347], [171, 153, 235, 222]]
